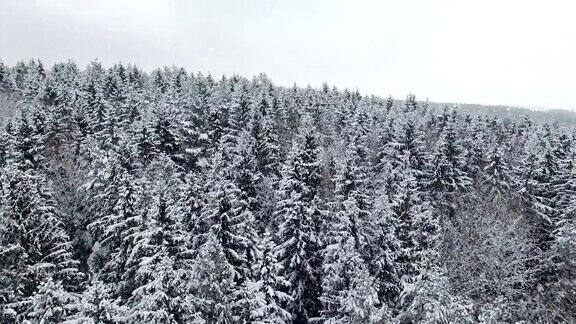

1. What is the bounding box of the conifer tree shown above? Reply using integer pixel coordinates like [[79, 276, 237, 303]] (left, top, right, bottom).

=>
[[248, 234, 292, 323], [404, 94, 418, 113], [127, 191, 192, 323], [391, 173, 436, 279], [0, 127, 83, 317], [178, 172, 205, 249], [482, 146, 512, 200], [20, 60, 45, 104], [201, 133, 257, 287], [25, 278, 80, 323], [275, 116, 325, 322], [462, 117, 487, 185], [0, 61, 7, 90], [153, 107, 183, 164], [188, 233, 236, 322], [424, 124, 471, 220], [75, 279, 123, 323], [387, 119, 428, 188], [92, 169, 142, 296], [321, 154, 387, 322]]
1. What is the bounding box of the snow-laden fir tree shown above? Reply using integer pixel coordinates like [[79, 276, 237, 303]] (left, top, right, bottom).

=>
[[0, 116, 83, 319], [194, 125, 261, 321], [391, 170, 436, 281], [126, 190, 192, 323], [275, 115, 325, 322], [424, 122, 471, 220], [24, 278, 80, 323], [482, 145, 512, 201], [248, 234, 292, 323], [320, 150, 389, 322]]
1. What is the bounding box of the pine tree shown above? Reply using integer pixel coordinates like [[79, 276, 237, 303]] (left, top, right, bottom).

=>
[[75, 280, 124, 323], [90, 168, 142, 298], [524, 133, 576, 319], [248, 234, 292, 323], [386, 119, 429, 193], [321, 230, 386, 323], [193, 125, 262, 321], [135, 121, 159, 165], [331, 137, 375, 260], [20, 60, 46, 104], [321, 167, 386, 322], [275, 116, 325, 322], [399, 265, 475, 323], [482, 146, 512, 201], [0, 160, 83, 316], [404, 94, 418, 113], [25, 278, 80, 323], [201, 134, 257, 287], [153, 106, 183, 164], [398, 120, 428, 174], [0, 61, 7, 90], [391, 173, 436, 279], [188, 233, 236, 322], [551, 206, 576, 321], [178, 172, 205, 249], [250, 95, 281, 178], [127, 191, 192, 323], [424, 124, 471, 220], [530, 142, 562, 253], [462, 117, 487, 185], [80, 61, 107, 135], [426, 126, 470, 193], [11, 61, 29, 91], [252, 112, 282, 234]]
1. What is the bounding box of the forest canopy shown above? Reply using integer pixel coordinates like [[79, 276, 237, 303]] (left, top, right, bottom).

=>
[[0, 59, 574, 323]]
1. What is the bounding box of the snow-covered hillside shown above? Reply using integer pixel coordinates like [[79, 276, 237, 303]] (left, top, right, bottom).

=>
[[0, 60, 574, 323]]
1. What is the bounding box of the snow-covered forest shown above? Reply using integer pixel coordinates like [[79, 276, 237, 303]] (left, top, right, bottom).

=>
[[0, 59, 574, 323]]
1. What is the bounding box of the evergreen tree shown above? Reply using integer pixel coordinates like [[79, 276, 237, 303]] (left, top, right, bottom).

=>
[[275, 117, 325, 322], [391, 173, 436, 281], [403, 94, 418, 113], [201, 133, 257, 287], [194, 126, 262, 320], [0, 61, 7, 90], [178, 172, 205, 248], [321, 157, 387, 321], [25, 279, 80, 323], [90, 168, 142, 298], [188, 233, 236, 322], [482, 146, 512, 201], [75, 280, 124, 323], [249, 234, 292, 323], [424, 124, 471, 220], [0, 155, 83, 317], [127, 191, 192, 323]]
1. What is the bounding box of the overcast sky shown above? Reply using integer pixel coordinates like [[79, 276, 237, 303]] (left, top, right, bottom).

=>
[[1, 0, 575, 110]]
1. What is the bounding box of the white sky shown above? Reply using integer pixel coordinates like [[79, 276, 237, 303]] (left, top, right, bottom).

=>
[[1, 0, 575, 110]]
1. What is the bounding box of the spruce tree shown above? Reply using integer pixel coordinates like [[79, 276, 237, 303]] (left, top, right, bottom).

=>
[[321, 153, 387, 322], [92, 169, 142, 295], [275, 116, 325, 322], [0, 123, 83, 317], [127, 191, 192, 323], [249, 234, 292, 323], [482, 145, 512, 201], [424, 124, 471, 220]]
